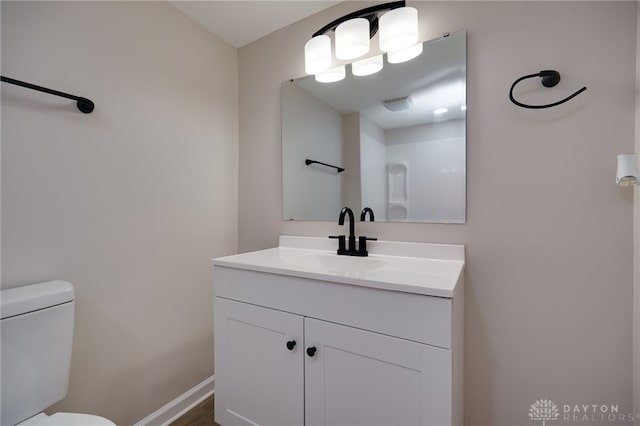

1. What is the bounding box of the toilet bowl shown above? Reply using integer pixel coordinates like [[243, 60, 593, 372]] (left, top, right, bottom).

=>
[[1, 281, 116, 426], [18, 413, 116, 426]]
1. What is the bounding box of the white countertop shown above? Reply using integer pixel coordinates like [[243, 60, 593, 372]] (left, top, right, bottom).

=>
[[213, 236, 465, 298]]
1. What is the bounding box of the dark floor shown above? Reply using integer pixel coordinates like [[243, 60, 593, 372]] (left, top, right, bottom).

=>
[[169, 395, 220, 426]]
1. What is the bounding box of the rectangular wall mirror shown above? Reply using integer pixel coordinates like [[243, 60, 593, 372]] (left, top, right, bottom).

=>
[[282, 31, 466, 223]]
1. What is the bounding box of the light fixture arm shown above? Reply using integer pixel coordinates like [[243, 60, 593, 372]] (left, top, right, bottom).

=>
[[312, 0, 405, 39]]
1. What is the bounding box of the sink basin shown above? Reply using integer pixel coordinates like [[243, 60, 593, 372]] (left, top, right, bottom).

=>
[[283, 252, 386, 275], [213, 236, 465, 297]]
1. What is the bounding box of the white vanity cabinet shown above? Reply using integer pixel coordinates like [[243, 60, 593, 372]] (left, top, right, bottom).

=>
[[214, 297, 304, 426], [303, 317, 453, 426], [213, 237, 464, 426]]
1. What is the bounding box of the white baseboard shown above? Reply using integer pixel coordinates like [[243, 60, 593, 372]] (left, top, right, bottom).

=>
[[134, 375, 215, 426]]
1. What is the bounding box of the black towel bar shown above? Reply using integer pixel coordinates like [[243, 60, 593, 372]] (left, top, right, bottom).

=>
[[305, 159, 344, 173], [1, 75, 95, 114]]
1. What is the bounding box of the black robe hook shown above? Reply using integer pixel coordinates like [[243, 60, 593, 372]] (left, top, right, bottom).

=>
[[509, 70, 586, 109]]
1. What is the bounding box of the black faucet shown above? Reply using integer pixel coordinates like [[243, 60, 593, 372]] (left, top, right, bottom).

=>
[[329, 207, 376, 256], [360, 207, 375, 222], [338, 207, 356, 254]]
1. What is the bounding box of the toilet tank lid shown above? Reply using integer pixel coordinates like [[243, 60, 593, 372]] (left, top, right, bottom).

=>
[[1, 280, 74, 319]]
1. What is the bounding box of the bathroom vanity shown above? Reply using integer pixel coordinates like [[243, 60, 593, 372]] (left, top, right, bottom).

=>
[[213, 236, 464, 426]]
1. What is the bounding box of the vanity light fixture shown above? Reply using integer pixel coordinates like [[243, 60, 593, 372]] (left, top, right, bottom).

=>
[[387, 42, 423, 64], [304, 1, 419, 79], [335, 18, 370, 60], [304, 35, 331, 74], [378, 6, 419, 52], [616, 153, 639, 187], [315, 65, 346, 83], [352, 55, 384, 76]]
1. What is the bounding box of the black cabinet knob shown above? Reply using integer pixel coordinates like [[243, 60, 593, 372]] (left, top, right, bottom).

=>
[[286, 340, 296, 351], [306, 346, 317, 357]]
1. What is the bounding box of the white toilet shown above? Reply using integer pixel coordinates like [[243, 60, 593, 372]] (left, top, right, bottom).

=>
[[1, 280, 116, 426]]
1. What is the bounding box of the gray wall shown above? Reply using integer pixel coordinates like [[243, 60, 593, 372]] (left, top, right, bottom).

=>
[[282, 83, 343, 220], [238, 2, 636, 425], [1, 1, 238, 424], [635, 5, 640, 423]]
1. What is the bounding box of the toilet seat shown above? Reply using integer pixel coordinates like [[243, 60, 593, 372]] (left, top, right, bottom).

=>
[[18, 412, 116, 426]]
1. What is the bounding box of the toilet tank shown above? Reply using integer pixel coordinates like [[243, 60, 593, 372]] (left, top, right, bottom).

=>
[[1, 281, 75, 426]]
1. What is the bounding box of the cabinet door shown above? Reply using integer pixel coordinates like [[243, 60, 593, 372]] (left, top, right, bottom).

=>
[[304, 318, 452, 426], [215, 298, 303, 426]]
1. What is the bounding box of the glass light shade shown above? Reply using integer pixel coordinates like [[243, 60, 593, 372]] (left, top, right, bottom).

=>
[[379, 7, 419, 52], [315, 65, 346, 83], [335, 18, 370, 60], [352, 55, 383, 76], [305, 35, 331, 74], [387, 42, 423, 64]]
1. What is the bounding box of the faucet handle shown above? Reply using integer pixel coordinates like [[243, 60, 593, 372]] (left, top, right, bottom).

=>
[[356, 236, 377, 257], [329, 235, 347, 254]]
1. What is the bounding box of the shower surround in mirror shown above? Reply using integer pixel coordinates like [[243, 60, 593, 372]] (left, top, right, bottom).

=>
[[282, 31, 466, 223]]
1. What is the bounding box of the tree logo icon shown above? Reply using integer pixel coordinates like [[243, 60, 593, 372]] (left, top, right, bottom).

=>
[[529, 399, 559, 425]]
